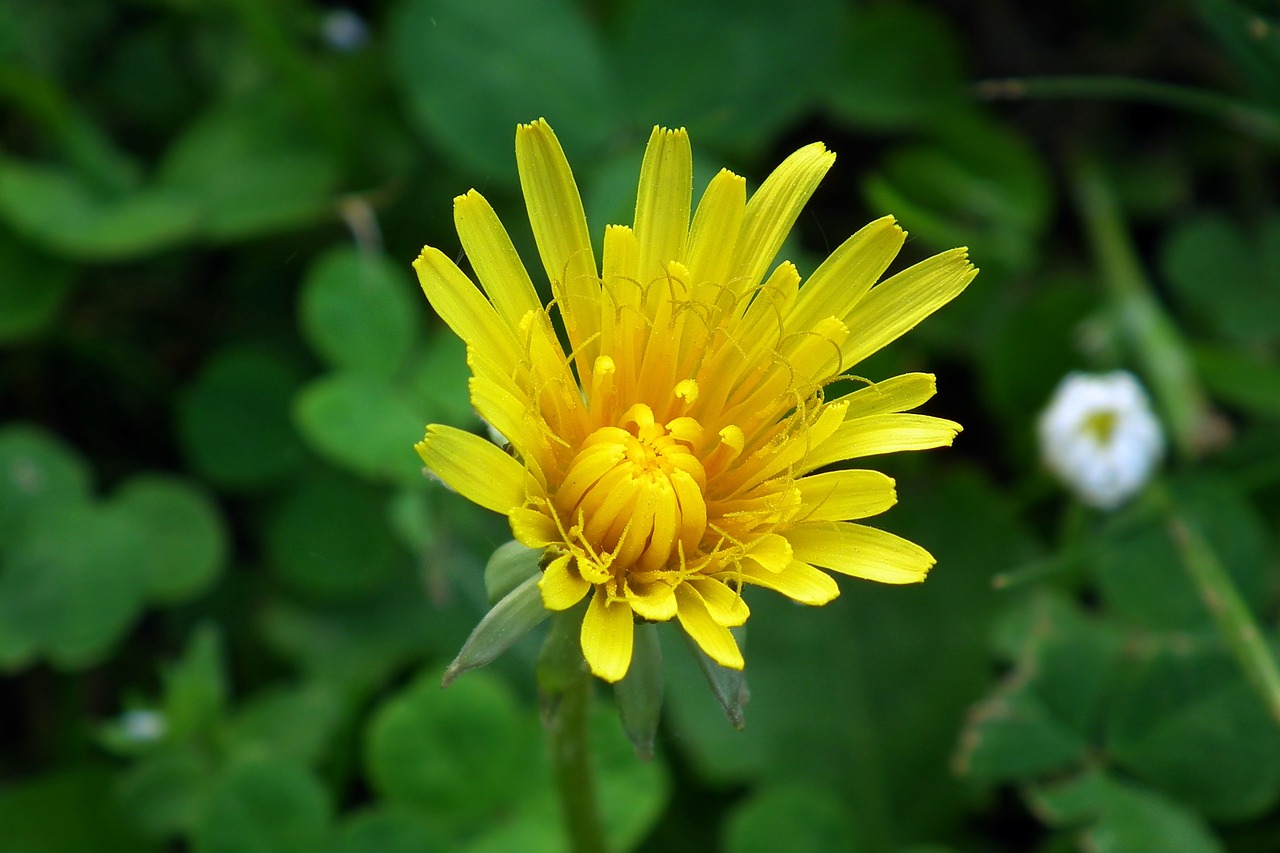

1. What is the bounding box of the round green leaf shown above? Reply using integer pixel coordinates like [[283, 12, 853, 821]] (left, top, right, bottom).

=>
[[0, 424, 92, 547], [331, 809, 445, 853], [0, 767, 157, 853], [390, 0, 615, 178], [0, 502, 148, 670], [158, 95, 339, 241], [723, 784, 854, 853], [0, 159, 199, 260], [1107, 646, 1280, 820], [365, 668, 528, 828], [406, 332, 476, 429], [613, 0, 842, 155], [108, 475, 227, 603], [299, 246, 419, 376], [827, 2, 970, 131], [177, 346, 307, 490], [293, 371, 425, 483], [1086, 779, 1222, 853], [266, 472, 405, 600], [0, 228, 74, 341], [193, 760, 331, 853]]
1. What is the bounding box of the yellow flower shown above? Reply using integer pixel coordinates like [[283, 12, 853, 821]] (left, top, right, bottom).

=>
[[415, 119, 976, 683]]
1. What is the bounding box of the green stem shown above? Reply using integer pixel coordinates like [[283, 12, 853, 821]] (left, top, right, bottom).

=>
[[1154, 486, 1280, 727], [977, 75, 1280, 145], [1071, 155, 1212, 459], [546, 670, 608, 853]]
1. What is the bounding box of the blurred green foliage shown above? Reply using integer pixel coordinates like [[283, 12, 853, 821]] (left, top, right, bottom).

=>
[[3, 0, 1280, 851]]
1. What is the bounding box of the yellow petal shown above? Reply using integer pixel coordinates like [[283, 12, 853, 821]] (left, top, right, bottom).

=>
[[469, 376, 548, 483], [686, 169, 746, 301], [744, 533, 793, 573], [784, 215, 905, 337], [515, 119, 599, 358], [688, 578, 749, 627], [414, 247, 521, 368], [634, 126, 692, 285], [453, 190, 542, 329], [733, 142, 835, 295], [581, 587, 634, 682], [735, 559, 840, 605], [804, 413, 962, 472], [415, 425, 540, 514], [675, 583, 744, 669], [626, 580, 678, 622], [837, 373, 937, 419], [539, 553, 590, 611], [841, 247, 977, 367], [786, 522, 934, 584], [510, 506, 559, 548], [795, 469, 897, 521]]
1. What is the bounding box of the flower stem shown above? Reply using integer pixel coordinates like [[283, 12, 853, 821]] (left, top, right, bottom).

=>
[[977, 76, 1280, 145], [1071, 154, 1212, 458], [546, 669, 608, 853], [1155, 485, 1280, 727]]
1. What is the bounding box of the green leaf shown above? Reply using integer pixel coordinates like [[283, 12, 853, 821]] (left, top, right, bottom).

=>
[[108, 475, 227, 603], [405, 331, 476, 429], [0, 424, 91, 547], [117, 746, 214, 838], [176, 346, 307, 491], [1160, 211, 1280, 346], [862, 114, 1051, 274], [723, 783, 855, 853], [0, 158, 199, 259], [266, 471, 407, 601], [0, 766, 158, 852], [162, 624, 227, 742], [293, 371, 425, 484], [0, 502, 147, 670], [299, 247, 420, 377], [1194, 343, 1280, 419], [365, 667, 531, 830], [954, 683, 1090, 783], [157, 94, 339, 241], [0, 227, 74, 341], [612, 0, 842, 155], [330, 809, 446, 853], [1096, 474, 1270, 632], [1085, 778, 1223, 853], [1107, 645, 1280, 820], [390, 0, 615, 178], [193, 760, 331, 853], [227, 683, 345, 769], [1193, 0, 1280, 109], [827, 2, 970, 131]]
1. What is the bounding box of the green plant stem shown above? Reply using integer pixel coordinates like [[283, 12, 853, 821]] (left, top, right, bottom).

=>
[[546, 670, 608, 853], [1154, 485, 1280, 727], [977, 75, 1280, 145], [1071, 155, 1211, 459]]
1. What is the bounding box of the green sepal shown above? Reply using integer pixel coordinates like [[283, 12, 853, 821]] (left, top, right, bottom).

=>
[[614, 622, 664, 759], [483, 540, 541, 605], [685, 626, 748, 730], [537, 603, 589, 702], [441, 574, 547, 688]]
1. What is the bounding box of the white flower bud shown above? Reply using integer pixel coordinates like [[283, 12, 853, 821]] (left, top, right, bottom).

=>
[[1038, 371, 1164, 509]]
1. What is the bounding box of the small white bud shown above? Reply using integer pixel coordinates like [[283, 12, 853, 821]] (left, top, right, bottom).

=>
[[1038, 371, 1164, 510], [321, 9, 368, 53]]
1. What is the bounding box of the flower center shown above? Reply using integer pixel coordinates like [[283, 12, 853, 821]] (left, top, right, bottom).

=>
[[1082, 409, 1119, 445], [553, 403, 708, 578]]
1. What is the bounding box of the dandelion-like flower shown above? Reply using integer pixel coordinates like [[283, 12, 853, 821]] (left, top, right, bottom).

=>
[[415, 120, 976, 682], [1038, 370, 1164, 509]]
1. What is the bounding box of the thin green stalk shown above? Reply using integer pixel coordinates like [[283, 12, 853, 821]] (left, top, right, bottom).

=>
[[1071, 155, 1212, 459], [977, 75, 1280, 145], [1154, 486, 1280, 727], [546, 670, 607, 853]]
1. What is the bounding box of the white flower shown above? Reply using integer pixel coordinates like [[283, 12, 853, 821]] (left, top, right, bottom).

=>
[[321, 9, 368, 53], [1038, 371, 1164, 509]]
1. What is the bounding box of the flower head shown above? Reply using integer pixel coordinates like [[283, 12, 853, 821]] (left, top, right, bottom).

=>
[[415, 120, 976, 682], [1038, 370, 1164, 510]]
